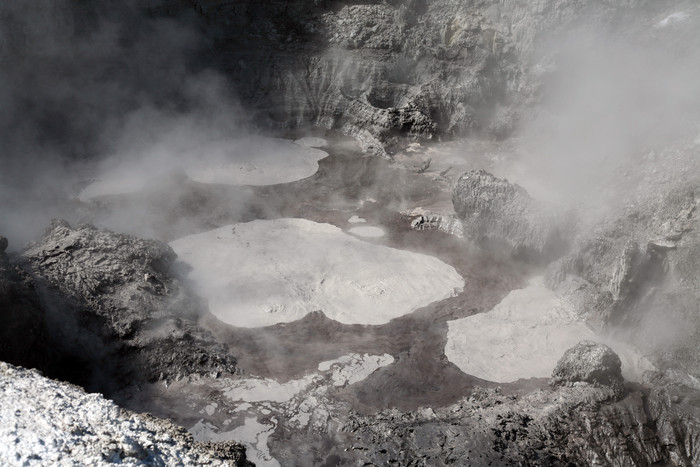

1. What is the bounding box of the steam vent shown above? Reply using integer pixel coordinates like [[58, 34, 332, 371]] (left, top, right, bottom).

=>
[[3, 1, 700, 465]]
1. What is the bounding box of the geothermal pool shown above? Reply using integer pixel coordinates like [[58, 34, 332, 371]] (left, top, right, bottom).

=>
[[170, 218, 462, 327], [92, 135, 650, 465], [79, 136, 328, 200]]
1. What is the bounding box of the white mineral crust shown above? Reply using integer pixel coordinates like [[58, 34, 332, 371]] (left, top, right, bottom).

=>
[[170, 218, 463, 327]]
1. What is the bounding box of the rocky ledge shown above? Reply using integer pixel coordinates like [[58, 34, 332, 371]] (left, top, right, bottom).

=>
[[0, 362, 251, 466], [344, 342, 700, 466], [2, 221, 237, 392]]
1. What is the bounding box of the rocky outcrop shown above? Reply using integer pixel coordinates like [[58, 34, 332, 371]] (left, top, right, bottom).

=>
[[16, 220, 237, 390], [343, 347, 700, 466], [452, 169, 568, 259], [0, 362, 252, 466], [182, 0, 651, 155], [551, 340, 623, 389], [410, 212, 464, 237], [545, 184, 700, 375]]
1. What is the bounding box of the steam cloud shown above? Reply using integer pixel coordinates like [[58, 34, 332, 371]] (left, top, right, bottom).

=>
[[0, 1, 248, 247], [514, 6, 700, 205]]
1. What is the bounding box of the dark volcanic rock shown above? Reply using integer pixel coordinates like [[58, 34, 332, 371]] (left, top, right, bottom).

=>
[[344, 379, 700, 466], [551, 340, 623, 388], [0, 237, 49, 372], [452, 169, 567, 259], [17, 220, 237, 390], [183, 0, 650, 155]]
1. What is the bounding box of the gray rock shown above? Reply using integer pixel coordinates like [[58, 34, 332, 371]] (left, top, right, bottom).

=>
[[17, 220, 237, 389], [0, 362, 252, 466], [551, 340, 623, 388], [344, 379, 700, 466], [188, 0, 647, 155], [410, 212, 464, 237], [452, 170, 568, 260], [545, 183, 700, 376]]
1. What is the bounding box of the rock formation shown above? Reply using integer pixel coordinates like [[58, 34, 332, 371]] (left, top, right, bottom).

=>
[[551, 340, 623, 388], [178, 0, 652, 155], [452, 169, 568, 259], [8, 221, 237, 391], [410, 212, 464, 237], [2, 0, 700, 465], [0, 362, 251, 466], [343, 344, 700, 466], [546, 183, 700, 377]]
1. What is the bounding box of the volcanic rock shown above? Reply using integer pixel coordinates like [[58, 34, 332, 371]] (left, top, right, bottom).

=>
[[16, 220, 237, 390], [551, 340, 623, 388], [0, 362, 252, 466], [452, 170, 568, 259], [0, 237, 49, 372], [344, 379, 700, 466], [183, 0, 649, 155], [545, 183, 700, 376]]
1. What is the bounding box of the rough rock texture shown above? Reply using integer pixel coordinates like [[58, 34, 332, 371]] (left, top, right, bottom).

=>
[[0, 0, 655, 159], [545, 182, 700, 376], [179, 0, 650, 155], [16, 220, 237, 390], [452, 169, 568, 259], [410, 212, 464, 237], [551, 340, 623, 388], [0, 362, 252, 466], [344, 353, 700, 466]]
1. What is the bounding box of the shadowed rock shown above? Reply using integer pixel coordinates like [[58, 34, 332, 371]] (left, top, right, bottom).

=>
[[0, 235, 49, 372], [16, 220, 237, 391]]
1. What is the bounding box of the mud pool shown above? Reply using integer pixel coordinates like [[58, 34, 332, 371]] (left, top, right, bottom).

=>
[[88, 134, 634, 464]]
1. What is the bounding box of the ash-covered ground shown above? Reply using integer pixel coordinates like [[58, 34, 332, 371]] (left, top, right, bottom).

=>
[[3, 1, 700, 466]]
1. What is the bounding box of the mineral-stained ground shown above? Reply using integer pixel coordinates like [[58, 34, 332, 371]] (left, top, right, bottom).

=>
[[3, 0, 700, 465]]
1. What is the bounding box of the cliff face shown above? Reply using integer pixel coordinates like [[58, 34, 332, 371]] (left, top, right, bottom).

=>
[[185, 0, 649, 155], [0, 0, 673, 160], [545, 182, 700, 379]]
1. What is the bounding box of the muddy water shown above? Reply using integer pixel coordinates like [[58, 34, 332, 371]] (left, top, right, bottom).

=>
[[105, 135, 536, 465], [188, 139, 534, 412]]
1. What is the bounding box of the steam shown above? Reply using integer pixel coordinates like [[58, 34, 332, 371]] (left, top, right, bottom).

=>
[[511, 4, 700, 206], [0, 1, 272, 248]]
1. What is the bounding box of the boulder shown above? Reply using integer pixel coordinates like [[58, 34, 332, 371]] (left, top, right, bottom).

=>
[[452, 170, 568, 260], [551, 340, 623, 387]]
